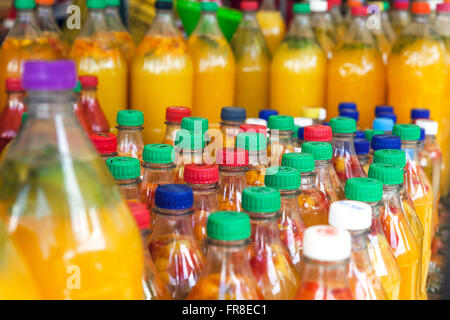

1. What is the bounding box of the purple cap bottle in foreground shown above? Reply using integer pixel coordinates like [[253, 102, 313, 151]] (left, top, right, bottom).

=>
[[22, 60, 77, 91]]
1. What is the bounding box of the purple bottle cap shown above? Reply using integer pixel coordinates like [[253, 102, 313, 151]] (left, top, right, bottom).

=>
[[22, 60, 77, 91]]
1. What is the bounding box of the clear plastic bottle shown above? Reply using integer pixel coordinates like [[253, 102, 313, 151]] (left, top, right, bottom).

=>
[[89, 132, 118, 162], [220, 106, 246, 149], [310, 0, 337, 58], [79, 75, 109, 133], [236, 132, 268, 186], [243, 186, 301, 299], [329, 200, 388, 300], [282, 152, 329, 227], [295, 225, 353, 300], [267, 115, 295, 167], [149, 184, 205, 300], [265, 166, 305, 272], [116, 110, 144, 167], [345, 177, 402, 300], [106, 156, 142, 202], [389, 0, 411, 36], [187, 211, 264, 300], [329, 0, 347, 41], [0, 60, 143, 299], [72, 80, 91, 134], [174, 129, 205, 183], [162, 107, 191, 146], [354, 138, 371, 174], [184, 163, 219, 254], [256, 0, 286, 57]]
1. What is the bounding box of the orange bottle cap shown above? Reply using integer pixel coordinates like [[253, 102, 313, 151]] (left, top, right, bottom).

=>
[[411, 2, 430, 14], [36, 0, 55, 5]]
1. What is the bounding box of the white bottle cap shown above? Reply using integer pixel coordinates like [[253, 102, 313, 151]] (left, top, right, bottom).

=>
[[329, 200, 372, 231], [245, 118, 267, 127], [294, 117, 314, 128], [303, 225, 351, 261], [415, 119, 438, 136], [318, 108, 327, 121], [310, 0, 328, 12]]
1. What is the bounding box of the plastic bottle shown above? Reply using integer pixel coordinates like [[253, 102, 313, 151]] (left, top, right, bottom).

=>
[[256, 0, 285, 57], [354, 138, 371, 174], [243, 186, 301, 299], [390, 0, 411, 36], [116, 110, 144, 167], [265, 166, 305, 272], [149, 184, 205, 300], [231, 1, 270, 114], [162, 107, 191, 146], [267, 115, 295, 166], [381, 1, 396, 42], [174, 130, 205, 183], [329, 200, 388, 300], [72, 80, 91, 134], [186, 211, 264, 300], [345, 177, 402, 300], [220, 106, 246, 148], [79, 75, 110, 133], [184, 163, 219, 254], [236, 132, 268, 186], [271, 3, 326, 116], [188, 1, 235, 126], [131, 0, 193, 144], [295, 225, 353, 300], [328, 0, 346, 39], [373, 117, 395, 133], [90, 132, 118, 162], [310, 0, 337, 58], [70, 0, 127, 128], [0, 60, 144, 299], [106, 156, 142, 202]]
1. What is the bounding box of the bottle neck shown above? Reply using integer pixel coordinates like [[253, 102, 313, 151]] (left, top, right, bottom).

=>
[[287, 13, 314, 37], [280, 189, 300, 199], [315, 159, 332, 169], [300, 256, 350, 286], [260, 0, 277, 11], [81, 87, 98, 100], [349, 229, 370, 251], [248, 150, 269, 166], [115, 177, 140, 187], [25, 90, 76, 119], [205, 238, 250, 267], [300, 171, 315, 189], [194, 11, 222, 36], [117, 125, 144, 133], [36, 4, 54, 20], [412, 13, 430, 24], [188, 182, 219, 194], [10, 9, 41, 37], [401, 140, 420, 164], [383, 184, 403, 196], [249, 211, 283, 243], [219, 165, 248, 175], [344, 15, 375, 45], [147, 8, 177, 37], [105, 6, 125, 26], [142, 162, 174, 170], [152, 206, 195, 237]]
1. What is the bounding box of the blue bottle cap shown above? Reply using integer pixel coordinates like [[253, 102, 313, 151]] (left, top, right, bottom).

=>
[[373, 117, 394, 132], [221, 106, 246, 122], [371, 134, 401, 151], [375, 105, 394, 116], [355, 130, 365, 139], [154, 184, 194, 210], [259, 109, 278, 121], [419, 128, 425, 141], [339, 109, 359, 122], [298, 127, 305, 140], [322, 122, 329, 126], [354, 138, 370, 155], [377, 112, 397, 123], [338, 102, 357, 112], [411, 108, 430, 120]]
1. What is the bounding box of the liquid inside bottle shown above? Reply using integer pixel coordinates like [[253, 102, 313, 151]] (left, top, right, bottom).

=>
[[79, 75, 109, 133], [236, 132, 269, 186]]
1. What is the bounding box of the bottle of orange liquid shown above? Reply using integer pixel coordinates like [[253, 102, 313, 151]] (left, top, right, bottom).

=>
[[70, 0, 127, 130], [188, 1, 235, 127], [271, 2, 326, 116], [256, 0, 285, 57], [327, 6, 386, 129]]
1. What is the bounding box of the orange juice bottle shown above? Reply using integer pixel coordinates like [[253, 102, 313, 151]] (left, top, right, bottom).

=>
[[389, 0, 411, 37], [271, 3, 326, 116], [327, 6, 385, 128], [231, 0, 270, 115], [310, 0, 338, 58], [256, 0, 286, 57], [188, 1, 235, 127], [70, 0, 127, 130]]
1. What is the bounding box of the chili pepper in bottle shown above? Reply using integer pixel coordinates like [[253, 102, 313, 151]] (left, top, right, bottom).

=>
[[243, 186, 301, 299], [90, 132, 118, 162], [149, 184, 205, 300], [220, 106, 246, 148], [174, 129, 205, 183], [106, 156, 142, 202], [282, 152, 329, 227], [79, 75, 110, 133], [162, 106, 191, 146], [116, 110, 145, 166], [345, 177, 401, 300], [354, 138, 371, 174], [236, 132, 268, 186], [72, 80, 91, 134], [187, 211, 264, 300], [267, 115, 295, 166], [184, 163, 219, 254], [264, 166, 305, 272], [329, 200, 388, 300], [295, 225, 353, 300], [216, 147, 249, 211]]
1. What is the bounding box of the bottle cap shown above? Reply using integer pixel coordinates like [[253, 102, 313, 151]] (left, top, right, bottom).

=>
[[259, 109, 278, 121], [268, 115, 294, 131], [354, 138, 369, 155], [368, 163, 404, 185], [338, 102, 357, 112], [292, 126, 300, 139], [244, 118, 267, 127], [345, 177, 383, 202], [106, 156, 141, 180], [87, 0, 106, 9], [127, 201, 150, 230], [411, 108, 430, 121], [303, 225, 351, 261], [351, 5, 367, 15], [355, 130, 365, 139], [302, 107, 320, 119], [166, 106, 191, 123], [419, 128, 425, 141], [319, 108, 327, 121], [241, 0, 258, 11], [207, 211, 251, 241], [375, 105, 394, 116], [364, 129, 384, 142], [383, 0, 390, 10], [105, 0, 120, 6], [22, 112, 28, 125], [282, 152, 315, 172], [216, 148, 249, 167], [221, 106, 246, 122], [155, 0, 173, 10], [302, 141, 332, 160], [240, 123, 267, 137], [265, 166, 301, 190], [23, 60, 77, 91], [90, 132, 117, 154], [181, 116, 209, 133], [36, 0, 54, 4], [310, 0, 328, 12], [79, 75, 98, 88], [15, 0, 36, 9], [377, 112, 397, 123], [242, 186, 281, 213], [328, 0, 342, 8], [373, 117, 394, 132], [174, 130, 205, 150], [5, 78, 24, 91], [373, 149, 406, 167], [294, 117, 314, 128], [116, 110, 144, 126], [415, 119, 438, 136], [412, 1, 430, 14], [330, 116, 357, 134], [235, 132, 267, 152], [154, 184, 194, 210], [394, 0, 409, 10], [437, 3, 450, 12], [339, 109, 359, 122], [293, 2, 310, 13], [393, 124, 421, 141], [304, 125, 332, 142], [371, 134, 401, 151], [143, 144, 174, 164], [184, 164, 219, 184], [73, 81, 81, 93], [201, 1, 218, 12], [329, 200, 372, 230]]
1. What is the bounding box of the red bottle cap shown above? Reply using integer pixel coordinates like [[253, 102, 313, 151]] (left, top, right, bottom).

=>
[[240, 123, 267, 137], [79, 75, 98, 88], [437, 3, 450, 12], [351, 5, 367, 16], [412, 2, 430, 14], [5, 78, 23, 91], [89, 132, 117, 154], [393, 1, 409, 10], [127, 201, 150, 230], [304, 125, 332, 142], [184, 164, 219, 184], [241, 1, 258, 11], [216, 148, 249, 167], [328, 0, 342, 9], [166, 106, 191, 123]]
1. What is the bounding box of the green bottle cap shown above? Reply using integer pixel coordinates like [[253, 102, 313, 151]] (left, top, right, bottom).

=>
[[235, 132, 267, 152], [143, 144, 175, 164], [281, 152, 315, 173], [105, 0, 120, 6], [330, 117, 357, 134], [265, 166, 301, 190], [383, 1, 390, 10], [293, 2, 310, 14], [268, 115, 294, 131], [207, 211, 251, 241], [175, 130, 205, 150], [15, 0, 36, 9], [73, 80, 82, 93], [116, 110, 144, 126], [106, 156, 141, 180], [87, 0, 106, 9], [302, 141, 332, 161], [181, 116, 209, 133], [392, 124, 421, 141], [364, 129, 384, 142], [373, 149, 406, 168], [345, 177, 383, 202], [242, 186, 281, 213], [217, 6, 243, 42], [22, 112, 28, 125], [368, 163, 404, 185], [200, 1, 218, 11]]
